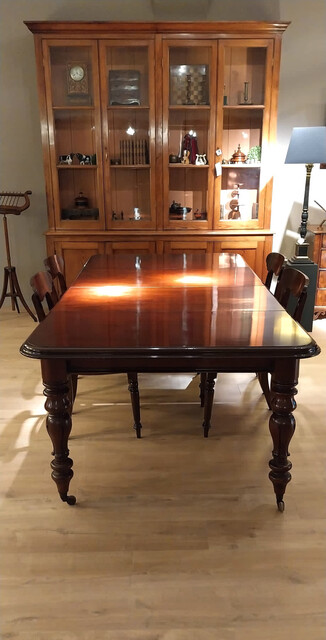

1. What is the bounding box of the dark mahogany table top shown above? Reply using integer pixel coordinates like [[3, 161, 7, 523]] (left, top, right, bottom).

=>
[[21, 253, 319, 362]]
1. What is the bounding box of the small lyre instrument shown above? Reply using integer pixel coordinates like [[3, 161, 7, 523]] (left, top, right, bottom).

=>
[[0, 190, 37, 320]]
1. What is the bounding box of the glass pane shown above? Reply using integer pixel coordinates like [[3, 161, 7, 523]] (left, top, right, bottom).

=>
[[167, 46, 211, 225], [49, 46, 94, 107], [220, 46, 266, 223], [54, 109, 99, 221], [58, 169, 99, 221], [169, 168, 208, 221], [168, 108, 209, 166], [220, 108, 262, 221], [223, 47, 266, 106], [222, 108, 263, 163], [107, 110, 150, 166], [54, 109, 97, 163], [110, 168, 150, 223], [169, 47, 210, 106], [220, 167, 260, 221], [105, 45, 152, 226], [106, 46, 149, 106]]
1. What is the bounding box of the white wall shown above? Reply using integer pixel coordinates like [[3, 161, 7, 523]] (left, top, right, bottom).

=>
[[274, 0, 326, 255], [0, 0, 325, 306]]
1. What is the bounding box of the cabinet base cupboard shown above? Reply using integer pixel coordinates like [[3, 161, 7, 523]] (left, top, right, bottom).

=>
[[26, 21, 288, 283]]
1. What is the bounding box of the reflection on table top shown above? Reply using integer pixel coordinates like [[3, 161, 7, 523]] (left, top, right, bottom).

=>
[[21, 253, 319, 358]]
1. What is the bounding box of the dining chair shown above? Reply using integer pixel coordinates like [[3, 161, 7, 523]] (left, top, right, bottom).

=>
[[30, 270, 59, 321], [199, 252, 286, 411], [30, 270, 142, 437], [264, 252, 285, 290], [44, 254, 67, 298], [202, 265, 309, 435], [30, 270, 78, 408], [257, 266, 309, 409]]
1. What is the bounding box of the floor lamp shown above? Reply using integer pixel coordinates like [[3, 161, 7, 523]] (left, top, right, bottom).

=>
[[284, 126, 326, 330], [285, 126, 326, 258]]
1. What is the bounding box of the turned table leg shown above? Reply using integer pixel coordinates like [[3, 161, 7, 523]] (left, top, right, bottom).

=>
[[127, 372, 142, 438], [202, 372, 216, 437], [42, 361, 76, 505], [268, 359, 299, 511]]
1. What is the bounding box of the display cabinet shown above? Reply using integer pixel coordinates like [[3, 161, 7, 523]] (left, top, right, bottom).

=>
[[26, 21, 288, 284]]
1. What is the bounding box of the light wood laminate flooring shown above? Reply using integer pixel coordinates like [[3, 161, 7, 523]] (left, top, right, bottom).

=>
[[1, 309, 325, 639]]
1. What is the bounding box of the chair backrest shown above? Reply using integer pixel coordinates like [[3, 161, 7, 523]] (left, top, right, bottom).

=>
[[44, 254, 67, 297], [274, 266, 309, 323], [30, 270, 59, 322], [264, 252, 285, 290]]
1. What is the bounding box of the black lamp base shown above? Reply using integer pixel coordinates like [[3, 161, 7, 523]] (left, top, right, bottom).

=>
[[293, 240, 312, 259]]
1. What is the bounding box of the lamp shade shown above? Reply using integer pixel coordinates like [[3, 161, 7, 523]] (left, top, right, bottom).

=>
[[285, 126, 326, 164]]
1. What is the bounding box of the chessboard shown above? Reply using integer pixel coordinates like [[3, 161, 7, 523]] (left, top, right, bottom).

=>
[[170, 65, 209, 105]]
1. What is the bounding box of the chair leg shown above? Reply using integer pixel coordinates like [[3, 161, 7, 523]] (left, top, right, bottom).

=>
[[68, 374, 78, 414], [127, 372, 142, 438], [257, 371, 272, 410], [199, 372, 207, 407], [202, 372, 216, 437]]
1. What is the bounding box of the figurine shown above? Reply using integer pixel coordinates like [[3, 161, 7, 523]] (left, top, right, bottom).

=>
[[181, 150, 190, 165], [59, 153, 74, 165], [74, 192, 88, 208], [230, 144, 246, 164], [76, 153, 92, 165], [195, 154, 207, 165], [181, 130, 198, 164]]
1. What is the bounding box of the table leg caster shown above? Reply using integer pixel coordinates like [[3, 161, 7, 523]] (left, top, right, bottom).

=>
[[277, 499, 285, 512], [60, 493, 77, 505]]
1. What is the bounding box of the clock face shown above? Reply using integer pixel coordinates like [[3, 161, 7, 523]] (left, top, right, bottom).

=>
[[70, 65, 85, 82]]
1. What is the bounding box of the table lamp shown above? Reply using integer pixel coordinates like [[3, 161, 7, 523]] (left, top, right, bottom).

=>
[[285, 126, 326, 258]]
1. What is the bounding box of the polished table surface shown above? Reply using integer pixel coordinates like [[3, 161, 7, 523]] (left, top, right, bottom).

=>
[[20, 253, 320, 508]]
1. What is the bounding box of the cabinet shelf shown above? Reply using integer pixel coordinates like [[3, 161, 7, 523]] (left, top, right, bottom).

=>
[[168, 163, 210, 168], [110, 164, 150, 169], [53, 106, 95, 111], [169, 105, 210, 110], [107, 105, 150, 110], [223, 105, 265, 110], [56, 165, 98, 169], [222, 163, 261, 168]]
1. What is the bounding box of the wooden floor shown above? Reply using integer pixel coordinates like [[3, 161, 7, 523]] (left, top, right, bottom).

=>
[[1, 308, 325, 639]]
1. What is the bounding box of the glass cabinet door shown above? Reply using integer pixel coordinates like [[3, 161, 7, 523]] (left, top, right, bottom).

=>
[[43, 41, 104, 229], [100, 40, 155, 229], [163, 41, 217, 229], [216, 40, 273, 228]]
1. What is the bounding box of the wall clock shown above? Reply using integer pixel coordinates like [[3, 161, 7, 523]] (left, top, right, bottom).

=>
[[66, 63, 89, 96]]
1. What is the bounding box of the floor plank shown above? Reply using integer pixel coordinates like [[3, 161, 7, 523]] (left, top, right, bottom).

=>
[[1, 309, 325, 639]]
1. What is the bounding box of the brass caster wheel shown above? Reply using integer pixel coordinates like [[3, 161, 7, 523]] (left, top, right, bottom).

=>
[[60, 493, 76, 505], [277, 500, 285, 512]]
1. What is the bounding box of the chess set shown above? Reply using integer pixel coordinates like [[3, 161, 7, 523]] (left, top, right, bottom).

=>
[[170, 65, 209, 105]]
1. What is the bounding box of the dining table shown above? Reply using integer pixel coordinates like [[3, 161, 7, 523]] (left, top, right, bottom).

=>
[[20, 252, 320, 510]]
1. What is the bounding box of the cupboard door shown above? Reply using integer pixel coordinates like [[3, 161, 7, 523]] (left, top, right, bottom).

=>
[[54, 241, 104, 286], [99, 39, 156, 230], [43, 41, 105, 230], [106, 241, 156, 254], [164, 241, 209, 254], [215, 40, 274, 230], [162, 40, 217, 230], [213, 236, 270, 279]]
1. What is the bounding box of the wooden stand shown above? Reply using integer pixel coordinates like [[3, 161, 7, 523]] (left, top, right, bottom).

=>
[[0, 191, 37, 321]]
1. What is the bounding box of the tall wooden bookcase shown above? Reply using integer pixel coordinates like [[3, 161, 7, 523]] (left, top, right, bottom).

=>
[[26, 21, 289, 284]]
